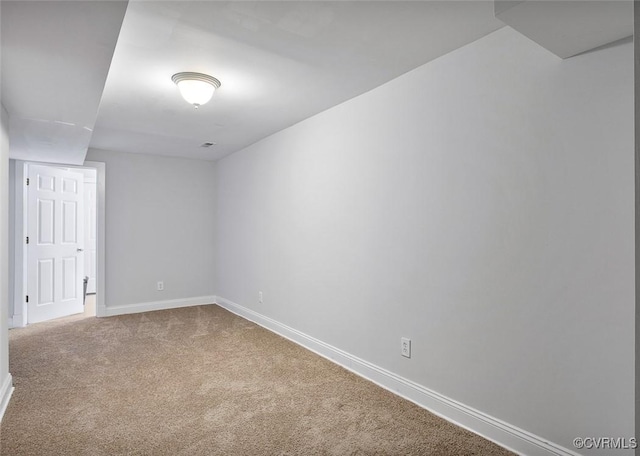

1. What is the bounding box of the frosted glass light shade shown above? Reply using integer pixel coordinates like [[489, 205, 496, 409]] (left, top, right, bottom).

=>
[[171, 72, 221, 108]]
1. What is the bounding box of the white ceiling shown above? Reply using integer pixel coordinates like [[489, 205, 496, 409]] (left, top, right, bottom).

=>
[[90, 1, 505, 161], [1, 1, 634, 164]]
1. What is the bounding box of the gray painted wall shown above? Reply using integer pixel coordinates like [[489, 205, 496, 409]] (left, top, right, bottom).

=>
[[1, 1, 10, 396], [85, 149, 217, 309], [0, 104, 10, 404], [635, 2, 639, 453], [215, 27, 634, 452]]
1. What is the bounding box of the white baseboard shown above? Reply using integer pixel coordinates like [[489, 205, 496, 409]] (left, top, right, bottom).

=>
[[0, 374, 14, 422], [9, 313, 25, 328], [215, 296, 580, 456], [103, 295, 216, 317]]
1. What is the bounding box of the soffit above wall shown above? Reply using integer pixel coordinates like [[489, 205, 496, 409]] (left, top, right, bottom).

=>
[[1, 1, 128, 165], [495, 0, 633, 59]]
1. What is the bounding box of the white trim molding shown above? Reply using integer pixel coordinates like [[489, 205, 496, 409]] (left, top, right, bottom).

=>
[[8, 315, 25, 329], [215, 296, 580, 456], [103, 295, 216, 317], [82, 161, 106, 319], [0, 374, 14, 422]]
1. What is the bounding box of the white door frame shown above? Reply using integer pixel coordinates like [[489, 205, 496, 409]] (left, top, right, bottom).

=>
[[82, 171, 98, 294], [12, 160, 106, 326]]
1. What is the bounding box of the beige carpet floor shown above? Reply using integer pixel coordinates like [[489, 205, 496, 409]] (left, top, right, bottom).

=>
[[1, 305, 515, 455]]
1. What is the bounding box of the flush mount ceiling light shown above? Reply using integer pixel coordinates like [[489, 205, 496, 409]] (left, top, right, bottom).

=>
[[171, 72, 221, 109]]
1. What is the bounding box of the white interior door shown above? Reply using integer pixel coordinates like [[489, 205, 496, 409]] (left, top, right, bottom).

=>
[[84, 174, 97, 294], [27, 165, 85, 324]]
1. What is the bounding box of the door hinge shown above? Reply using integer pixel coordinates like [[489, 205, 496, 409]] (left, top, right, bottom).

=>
[[26, 236, 29, 244], [26, 177, 29, 186], [26, 295, 29, 303]]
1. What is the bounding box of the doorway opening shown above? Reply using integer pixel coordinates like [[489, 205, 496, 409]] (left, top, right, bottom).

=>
[[11, 160, 106, 326]]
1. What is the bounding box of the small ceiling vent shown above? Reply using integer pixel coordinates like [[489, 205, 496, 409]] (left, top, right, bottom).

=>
[[200, 142, 216, 148]]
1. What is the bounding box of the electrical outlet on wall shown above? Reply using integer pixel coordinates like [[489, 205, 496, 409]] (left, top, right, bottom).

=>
[[401, 337, 411, 358], [258, 291, 263, 303], [157, 281, 164, 291]]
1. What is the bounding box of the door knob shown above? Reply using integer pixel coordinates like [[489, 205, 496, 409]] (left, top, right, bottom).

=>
[[77, 248, 84, 252]]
